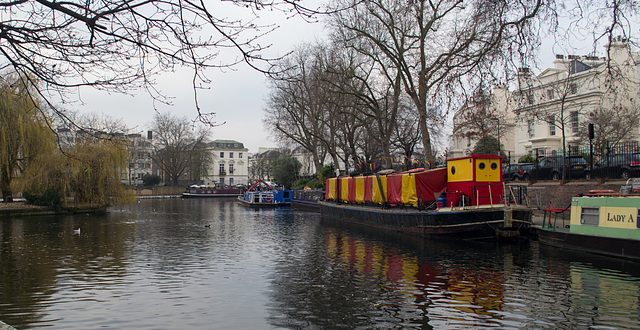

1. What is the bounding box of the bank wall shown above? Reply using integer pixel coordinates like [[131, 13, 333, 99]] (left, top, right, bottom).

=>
[[133, 186, 184, 197], [521, 180, 627, 212]]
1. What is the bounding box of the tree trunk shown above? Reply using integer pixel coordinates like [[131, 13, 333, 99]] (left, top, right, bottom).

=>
[[1, 166, 13, 203], [418, 112, 433, 163]]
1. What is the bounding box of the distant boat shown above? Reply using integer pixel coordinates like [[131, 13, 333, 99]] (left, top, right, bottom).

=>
[[237, 180, 292, 207], [182, 184, 243, 198]]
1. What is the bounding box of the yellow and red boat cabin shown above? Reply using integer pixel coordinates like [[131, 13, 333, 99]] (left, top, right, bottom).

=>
[[325, 154, 504, 208], [446, 154, 503, 206]]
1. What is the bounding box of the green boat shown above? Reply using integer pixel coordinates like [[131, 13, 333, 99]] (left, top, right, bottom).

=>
[[538, 190, 640, 260]]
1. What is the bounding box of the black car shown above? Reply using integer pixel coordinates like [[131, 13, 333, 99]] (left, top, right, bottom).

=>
[[529, 155, 588, 180], [585, 152, 640, 180], [503, 163, 535, 181]]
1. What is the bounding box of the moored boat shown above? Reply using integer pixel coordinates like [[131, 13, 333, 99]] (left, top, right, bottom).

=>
[[320, 154, 533, 240], [182, 184, 243, 198], [537, 189, 640, 260], [237, 180, 292, 207]]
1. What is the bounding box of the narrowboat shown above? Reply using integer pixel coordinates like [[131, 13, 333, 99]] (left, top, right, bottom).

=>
[[237, 180, 292, 207], [537, 190, 640, 260], [320, 154, 533, 240], [182, 184, 243, 198]]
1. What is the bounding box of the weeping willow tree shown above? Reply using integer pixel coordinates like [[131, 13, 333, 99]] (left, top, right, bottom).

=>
[[20, 137, 135, 207], [0, 74, 56, 202]]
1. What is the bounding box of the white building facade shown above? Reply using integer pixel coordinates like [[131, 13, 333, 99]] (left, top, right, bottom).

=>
[[124, 132, 154, 185], [513, 40, 640, 157], [204, 140, 249, 186], [451, 39, 640, 162]]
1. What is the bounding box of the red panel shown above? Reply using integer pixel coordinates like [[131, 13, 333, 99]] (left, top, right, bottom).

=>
[[364, 176, 373, 203], [386, 173, 403, 205], [414, 168, 448, 204], [348, 177, 356, 202]]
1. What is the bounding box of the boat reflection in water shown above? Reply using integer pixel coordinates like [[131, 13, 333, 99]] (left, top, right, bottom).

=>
[[539, 244, 640, 329], [266, 216, 640, 328]]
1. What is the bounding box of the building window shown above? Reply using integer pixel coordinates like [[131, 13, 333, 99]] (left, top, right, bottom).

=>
[[229, 164, 234, 174], [219, 152, 224, 158], [569, 83, 578, 94], [230, 152, 234, 158], [549, 116, 556, 136], [571, 111, 579, 133], [229, 178, 234, 185], [239, 152, 243, 158], [528, 120, 535, 138], [219, 164, 225, 174], [220, 178, 224, 184], [547, 89, 554, 100]]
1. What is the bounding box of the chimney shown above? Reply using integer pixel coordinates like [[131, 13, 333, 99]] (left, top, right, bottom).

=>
[[517, 67, 532, 90]]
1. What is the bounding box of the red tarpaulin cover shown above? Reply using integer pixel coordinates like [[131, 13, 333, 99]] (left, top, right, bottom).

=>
[[364, 176, 373, 203], [386, 173, 403, 205], [348, 177, 356, 202], [414, 168, 447, 203]]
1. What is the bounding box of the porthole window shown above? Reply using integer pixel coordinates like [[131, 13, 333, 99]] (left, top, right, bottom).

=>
[[491, 162, 498, 170], [479, 162, 486, 170], [451, 166, 456, 175]]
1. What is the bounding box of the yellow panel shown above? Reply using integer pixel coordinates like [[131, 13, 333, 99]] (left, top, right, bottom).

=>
[[355, 176, 365, 203], [340, 177, 349, 201], [599, 206, 638, 229], [401, 173, 418, 207], [447, 158, 474, 182], [372, 175, 387, 204], [476, 158, 502, 182], [327, 178, 336, 200]]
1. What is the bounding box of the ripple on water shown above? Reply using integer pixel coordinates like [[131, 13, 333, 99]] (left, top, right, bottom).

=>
[[2, 199, 640, 329]]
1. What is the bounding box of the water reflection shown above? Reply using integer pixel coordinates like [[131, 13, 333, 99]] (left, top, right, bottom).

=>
[[0, 211, 135, 328], [0, 199, 639, 329], [266, 217, 640, 328]]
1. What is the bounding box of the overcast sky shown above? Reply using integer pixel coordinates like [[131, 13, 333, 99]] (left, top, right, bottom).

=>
[[75, 6, 327, 154], [72, 3, 633, 155]]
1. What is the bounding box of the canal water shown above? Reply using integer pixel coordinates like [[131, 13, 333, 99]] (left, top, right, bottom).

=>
[[1, 198, 640, 329]]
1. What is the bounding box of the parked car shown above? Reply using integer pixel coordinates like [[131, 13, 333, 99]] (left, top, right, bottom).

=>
[[529, 155, 588, 180], [585, 152, 640, 180], [503, 163, 535, 181]]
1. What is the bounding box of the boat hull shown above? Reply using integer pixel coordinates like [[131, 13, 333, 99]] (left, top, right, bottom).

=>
[[538, 228, 640, 260], [291, 190, 324, 212], [182, 188, 243, 198], [237, 190, 292, 208], [236, 197, 290, 208], [319, 201, 532, 240]]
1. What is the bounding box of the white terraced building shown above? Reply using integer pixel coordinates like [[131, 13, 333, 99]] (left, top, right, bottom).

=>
[[451, 38, 640, 162], [204, 140, 249, 186]]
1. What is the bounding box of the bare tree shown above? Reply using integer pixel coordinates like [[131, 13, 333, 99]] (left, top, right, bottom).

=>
[[0, 0, 327, 131], [323, 42, 401, 169], [580, 105, 639, 154], [150, 112, 210, 185], [264, 43, 331, 176], [392, 100, 422, 171], [330, 0, 544, 162]]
